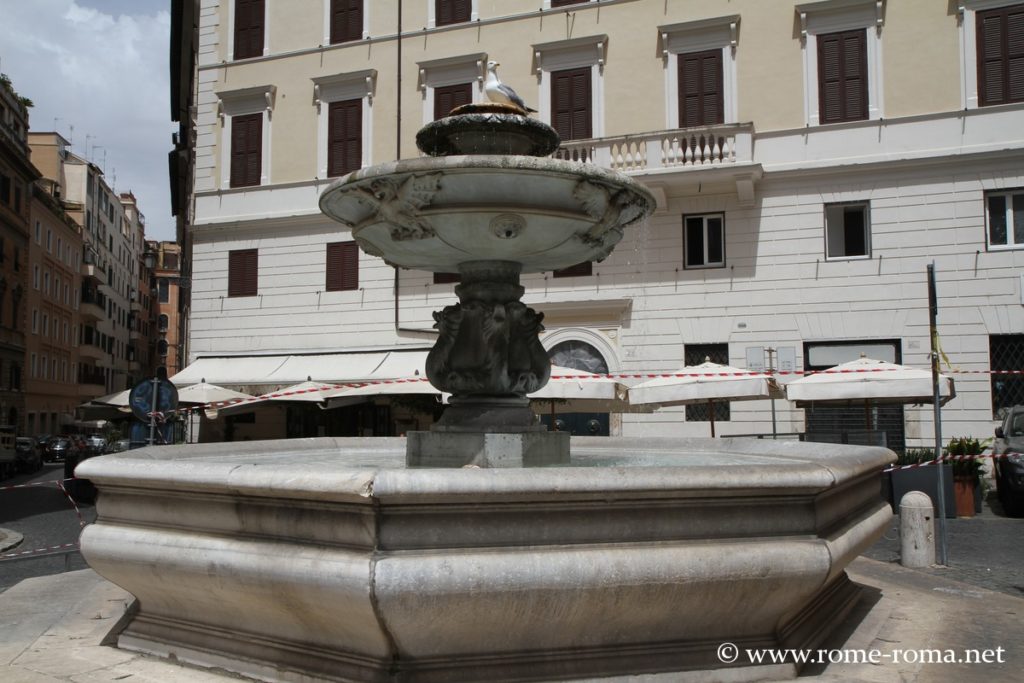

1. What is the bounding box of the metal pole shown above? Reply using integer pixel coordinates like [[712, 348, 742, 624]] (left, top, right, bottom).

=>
[[148, 375, 159, 447], [766, 347, 778, 438], [928, 262, 948, 565]]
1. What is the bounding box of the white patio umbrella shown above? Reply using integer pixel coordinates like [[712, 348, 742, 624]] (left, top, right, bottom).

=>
[[529, 367, 645, 425], [176, 380, 255, 406], [784, 356, 955, 428], [629, 360, 782, 437], [322, 377, 446, 409], [94, 389, 131, 407]]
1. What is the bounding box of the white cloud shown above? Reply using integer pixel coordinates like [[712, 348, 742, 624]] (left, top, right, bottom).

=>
[[0, 0, 176, 240]]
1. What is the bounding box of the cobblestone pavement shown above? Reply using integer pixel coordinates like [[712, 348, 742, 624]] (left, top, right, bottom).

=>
[[864, 483, 1024, 598]]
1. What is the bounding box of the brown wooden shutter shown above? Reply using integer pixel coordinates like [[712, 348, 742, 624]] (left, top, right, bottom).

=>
[[434, 83, 473, 120], [678, 49, 724, 127], [326, 241, 359, 291], [330, 0, 363, 44], [553, 261, 592, 278], [228, 249, 258, 297], [817, 29, 867, 124], [977, 5, 1024, 106], [436, 0, 470, 26], [233, 0, 264, 60], [551, 67, 592, 141], [230, 112, 262, 188], [328, 99, 362, 177], [551, 0, 585, 7]]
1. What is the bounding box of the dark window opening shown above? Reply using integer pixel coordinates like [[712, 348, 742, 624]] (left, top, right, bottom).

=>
[[553, 261, 593, 278], [825, 202, 870, 258], [683, 213, 725, 268], [992, 334, 1024, 420]]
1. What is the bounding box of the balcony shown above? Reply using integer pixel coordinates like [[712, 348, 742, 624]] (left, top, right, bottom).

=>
[[80, 295, 105, 322], [130, 298, 143, 313], [553, 123, 761, 206], [82, 262, 106, 285], [79, 343, 105, 362]]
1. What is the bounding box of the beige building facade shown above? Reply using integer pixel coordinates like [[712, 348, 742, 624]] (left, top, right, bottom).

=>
[[181, 0, 1024, 448]]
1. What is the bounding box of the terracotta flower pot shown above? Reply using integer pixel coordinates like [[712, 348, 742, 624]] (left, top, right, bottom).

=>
[[954, 476, 976, 518]]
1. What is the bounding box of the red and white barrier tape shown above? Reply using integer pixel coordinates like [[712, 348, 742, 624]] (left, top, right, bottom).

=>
[[882, 451, 1015, 473], [0, 477, 75, 492]]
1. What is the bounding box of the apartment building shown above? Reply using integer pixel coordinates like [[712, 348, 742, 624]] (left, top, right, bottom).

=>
[[28, 134, 150, 401], [176, 0, 1024, 448], [148, 240, 185, 377], [0, 75, 32, 432]]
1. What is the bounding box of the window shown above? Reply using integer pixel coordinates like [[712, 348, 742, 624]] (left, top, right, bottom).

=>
[[434, 272, 460, 284], [435, 0, 471, 27], [158, 339, 169, 357], [817, 29, 868, 123], [230, 112, 263, 188], [986, 189, 1024, 249], [329, 0, 363, 44], [233, 0, 265, 60], [328, 99, 362, 177], [158, 314, 169, 332], [30, 353, 36, 379], [0, 175, 8, 204], [553, 261, 593, 278], [47, 229, 52, 252], [977, 4, 1024, 106], [678, 49, 724, 127], [797, 0, 883, 125], [326, 241, 359, 291], [33, 265, 39, 290], [434, 82, 473, 120], [31, 309, 37, 334], [551, 0, 588, 6], [228, 249, 258, 297], [825, 202, 870, 258], [992, 334, 1024, 418], [13, 246, 18, 271], [683, 213, 725, 268], [34, 220, 40, 244], [158, 278, 170, 303], [551, 67, 592, 141], [685, 343, 730, 422]]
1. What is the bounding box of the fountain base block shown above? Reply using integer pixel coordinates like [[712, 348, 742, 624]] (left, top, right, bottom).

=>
[[78, 437, 894, 683], [407, 429, 569, 467]]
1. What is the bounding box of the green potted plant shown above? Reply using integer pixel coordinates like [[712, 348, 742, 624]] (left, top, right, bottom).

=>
[[947, 436, 989, 516], [889, 447, 956, 518]]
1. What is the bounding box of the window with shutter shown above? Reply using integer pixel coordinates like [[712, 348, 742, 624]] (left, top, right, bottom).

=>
[[233, 0, 265, 60], [551, 67, 592, 141], [230, 113, 262, 188], [433, 272, 461, 284], [553, 261, 593, 278], [326, 242, 359, 291], [328, 99, 362, 177], [434, 83, 473, 120], [228, 249, 258, 297], [977, 5, 1024, 106], [678, 49, 724, 127], [551, 0, 587, 7], [436, 0, 471, 26], [817, 29, 868, 124], [330, 0, 363, 44]]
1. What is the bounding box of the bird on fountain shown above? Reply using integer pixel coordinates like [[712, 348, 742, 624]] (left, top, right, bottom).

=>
[[484, 60, 537, 114]]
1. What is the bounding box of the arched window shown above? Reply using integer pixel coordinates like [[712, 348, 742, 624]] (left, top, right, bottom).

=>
[[545, 339, 610, 436], [157, 340, 169, 357], [547, 339, 608, 374], [158, 314, 169, 332]]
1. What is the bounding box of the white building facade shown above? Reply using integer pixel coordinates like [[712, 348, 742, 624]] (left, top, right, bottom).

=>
[[180, 0, 1024, 448]]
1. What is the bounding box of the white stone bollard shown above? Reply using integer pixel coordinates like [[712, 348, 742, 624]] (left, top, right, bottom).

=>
[[900, 491, 935, 568]]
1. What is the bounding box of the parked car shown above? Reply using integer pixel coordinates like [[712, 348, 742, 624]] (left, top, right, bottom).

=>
[[44, 437, 79, 463], [993, 405, 1024, 517], [15, 437, 42, 473], [84, 434, 107, 455], [0, 426, 16, 480]]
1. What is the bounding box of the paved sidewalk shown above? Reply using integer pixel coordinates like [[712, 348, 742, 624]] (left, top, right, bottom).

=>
[[0, 556, 1019, 682]]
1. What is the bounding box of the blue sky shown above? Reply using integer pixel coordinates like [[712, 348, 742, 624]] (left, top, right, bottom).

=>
[[0, 0, 176, 240]]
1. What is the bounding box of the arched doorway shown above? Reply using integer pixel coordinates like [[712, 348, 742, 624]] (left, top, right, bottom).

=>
[[542, 339, 610, 436]]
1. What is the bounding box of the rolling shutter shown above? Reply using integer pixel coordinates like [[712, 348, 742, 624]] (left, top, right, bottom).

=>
[[326, 241, 359, 291], [978, 5, 1024, 106], [233, 0, 264, 60], [678, 49, 724, 127], [817, 29, 868, 124], [551, 67, 592, 141], [228, 249, 258, 297], [328, 99, 362, 178], [330, 0, 363, 44], [230, 112, 262, 188], [434, 83, 473, 120]]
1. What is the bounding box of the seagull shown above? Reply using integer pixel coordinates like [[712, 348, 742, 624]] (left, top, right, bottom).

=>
[[484, 60, 537, 113]]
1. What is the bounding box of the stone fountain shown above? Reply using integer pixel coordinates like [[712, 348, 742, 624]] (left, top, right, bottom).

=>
[[79, 104, 894, 682]]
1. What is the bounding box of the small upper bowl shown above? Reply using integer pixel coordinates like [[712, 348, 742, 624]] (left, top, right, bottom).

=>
[[416, 103, 560, 158]]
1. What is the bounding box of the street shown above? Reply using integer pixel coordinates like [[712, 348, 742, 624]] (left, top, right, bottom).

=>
[[0, 463, 96, 594]]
